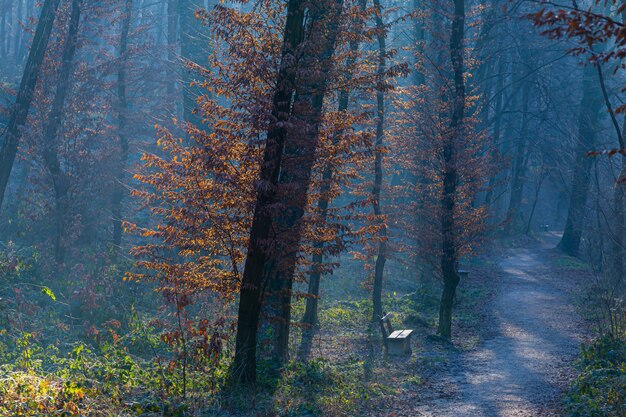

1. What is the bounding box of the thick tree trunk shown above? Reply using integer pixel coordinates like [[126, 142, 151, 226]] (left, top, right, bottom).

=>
[[0, 0, 62, 213], [438, 0, 464, 341], [371, 0, 387, 323], [557, 65, 603, 256], [41, 0, 82, 265], [231, 0, 307, 384], [232, 0, 343, 382], [111, 0, 132, 247], [269, 0, 343, 367]]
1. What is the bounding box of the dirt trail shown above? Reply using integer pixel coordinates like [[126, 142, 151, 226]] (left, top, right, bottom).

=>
[[414, 235, 587, 417]]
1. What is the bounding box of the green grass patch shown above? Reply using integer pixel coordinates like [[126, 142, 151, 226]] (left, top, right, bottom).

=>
[[552, 254, 590, 271], [272, 358, 374, 416]]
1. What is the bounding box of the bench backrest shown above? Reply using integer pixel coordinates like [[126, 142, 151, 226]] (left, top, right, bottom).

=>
[[379, 312, 394, 339]]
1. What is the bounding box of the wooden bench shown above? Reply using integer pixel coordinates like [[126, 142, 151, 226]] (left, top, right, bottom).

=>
[[379, 312, 414, 356], [541, 224, 550, 232], [457, 269, 469, 278]]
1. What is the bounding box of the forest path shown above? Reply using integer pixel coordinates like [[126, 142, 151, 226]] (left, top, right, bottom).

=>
[[413, 234, 587, 417]]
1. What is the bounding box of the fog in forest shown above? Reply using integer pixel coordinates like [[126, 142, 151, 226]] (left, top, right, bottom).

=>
[[0, 0, 625, 415]]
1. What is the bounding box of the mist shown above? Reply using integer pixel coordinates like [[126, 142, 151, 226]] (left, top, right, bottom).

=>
[[0, 0, 624, 415]]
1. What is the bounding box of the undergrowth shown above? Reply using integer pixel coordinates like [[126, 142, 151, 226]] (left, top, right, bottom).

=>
[[565, 262, 626, 417], [0, 241, 494, 416], [565, 336, 626, 417]]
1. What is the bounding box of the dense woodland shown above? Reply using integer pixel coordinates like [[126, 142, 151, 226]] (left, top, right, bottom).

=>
[[1, 0, 626, 415]]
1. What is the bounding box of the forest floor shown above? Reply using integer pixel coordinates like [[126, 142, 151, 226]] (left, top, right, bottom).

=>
[[371, 233, 591, 417], [0, 232, 596, 417]]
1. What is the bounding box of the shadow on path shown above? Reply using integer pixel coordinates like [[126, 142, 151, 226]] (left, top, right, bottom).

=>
[[413, 234, 586, 417]]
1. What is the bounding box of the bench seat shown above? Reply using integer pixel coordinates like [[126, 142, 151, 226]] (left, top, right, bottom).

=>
[[379, 313, 414, 356]]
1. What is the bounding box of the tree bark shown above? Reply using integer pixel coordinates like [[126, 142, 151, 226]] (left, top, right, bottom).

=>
[[268, 0, 344, 368], [371, 0, 388, 324], [231, 0, 307, 384], [438, 0, 465, 341], [0, 0, 62, 213], [40, 0, 82, 265], [557, 65, 603, 256], [300, 0, 367, 355], [232, 0, 343, 382], [111, 0, 132, 247]]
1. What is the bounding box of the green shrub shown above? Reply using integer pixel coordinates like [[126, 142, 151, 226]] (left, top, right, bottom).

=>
[[565, 336, 626, 417]]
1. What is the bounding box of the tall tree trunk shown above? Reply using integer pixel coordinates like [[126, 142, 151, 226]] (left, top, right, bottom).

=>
[[269, 0, 343, 367], [232, 0, 343, 383], [300, 0, 367, 356], [438, 0, 465, 341], [111, 0, 132, 247], [231, 0, 307, 384], [504, 79, 531, 235], [557, 65, 603, 256], [371, 0, 387, 323], [41, 0, 82, 265], [0, 0, 62, 213]]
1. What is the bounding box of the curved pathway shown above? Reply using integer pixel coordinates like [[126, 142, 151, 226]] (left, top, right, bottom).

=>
[[414, 236, 587, 416]]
